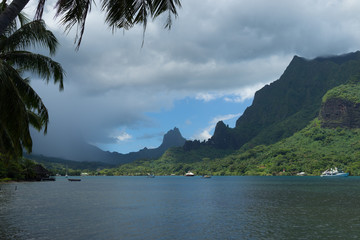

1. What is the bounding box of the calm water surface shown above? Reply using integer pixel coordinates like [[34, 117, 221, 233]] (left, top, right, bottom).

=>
[[1, 176, 360, 239]]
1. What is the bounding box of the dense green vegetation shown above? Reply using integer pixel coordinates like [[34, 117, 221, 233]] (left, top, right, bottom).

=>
[[25, 154, 115, 176], [0, 156, 43, 181], [98, 147, 234, 176], [98, 118, 360, 176], [0, 154, 114, 180], [322, 83, 360, 103]]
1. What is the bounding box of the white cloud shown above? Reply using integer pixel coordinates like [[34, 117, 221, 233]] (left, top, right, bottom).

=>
[[116, 132, 132, 142], [195, 92, 220, 102], [197, 130, 212, 142], [224, 83, 266, 103], [193, 113, 242, 141]]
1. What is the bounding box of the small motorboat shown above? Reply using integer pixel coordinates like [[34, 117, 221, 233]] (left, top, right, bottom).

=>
[[41, 177, 56, 181], [320, 167, 349, 177], [185, 171, 195, 177], [68, 178, 81, 181]]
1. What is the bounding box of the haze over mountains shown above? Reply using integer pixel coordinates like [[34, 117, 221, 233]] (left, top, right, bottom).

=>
[[31, 127, 186, 164]]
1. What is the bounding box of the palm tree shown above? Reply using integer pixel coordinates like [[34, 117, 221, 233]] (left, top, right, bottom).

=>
[[0, 0, 182, 49], [0, 12, 64, 160]]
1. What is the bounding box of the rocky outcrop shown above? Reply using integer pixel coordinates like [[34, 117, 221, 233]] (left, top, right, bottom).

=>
[[207, 121, 239, 149], [320, 98, 360, 128]]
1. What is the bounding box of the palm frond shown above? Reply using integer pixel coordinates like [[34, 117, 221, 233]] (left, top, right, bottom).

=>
[[0, 6, 64, 160], [27, 110, 46, 132], [55, 0, 94, 50], [54, 0, 181, 48], [101, 0, 134, 31], [13, 76, 49, 133], [0, 20, 58, 55], [151, 0, 181, 29], [0, 61, 32, 156], [133, 0, 150, 46], [2, 51, 65, 90], [34, 0, 46, 20]]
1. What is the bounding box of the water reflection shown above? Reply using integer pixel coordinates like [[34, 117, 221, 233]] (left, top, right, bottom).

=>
[[1, 177, 360, 239], [0, 183, 24, 239]]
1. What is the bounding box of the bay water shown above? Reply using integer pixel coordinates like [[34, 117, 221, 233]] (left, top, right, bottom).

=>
[[1, 176, 360, 239]]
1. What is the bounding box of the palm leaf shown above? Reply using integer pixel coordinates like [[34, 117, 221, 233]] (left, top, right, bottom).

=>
[[2, 51, 64, 90], [151, 0, 181, 29], [13, 76, 49, 133], [0, 20, 58, 55], [101, 0, 134, 31], [54, 0, 181, 48], [55, 0, 94, 50], [0, 15, 64, 159], [0, 61, 32, 157]]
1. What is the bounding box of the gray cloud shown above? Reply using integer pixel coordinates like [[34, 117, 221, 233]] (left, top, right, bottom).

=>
[[27, 0, 360, 157]]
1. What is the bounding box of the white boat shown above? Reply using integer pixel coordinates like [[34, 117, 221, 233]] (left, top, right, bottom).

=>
[[320, 167, 349, 177], [185, 171, 195, 176], [147, 173, 155, 178]]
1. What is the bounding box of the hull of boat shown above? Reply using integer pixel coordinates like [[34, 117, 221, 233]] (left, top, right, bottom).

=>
[[320, 173, 349, 177], [68, 179, 81, 181]]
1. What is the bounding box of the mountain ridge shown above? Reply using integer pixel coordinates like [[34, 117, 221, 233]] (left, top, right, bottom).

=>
[[29, 127, 186, 165], [184, 51, 360, 151]]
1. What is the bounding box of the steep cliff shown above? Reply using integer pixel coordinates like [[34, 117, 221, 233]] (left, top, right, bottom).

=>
[[320, 98, 360, 128], [320, 83, 360, 128], [185, 51, 360, 151]]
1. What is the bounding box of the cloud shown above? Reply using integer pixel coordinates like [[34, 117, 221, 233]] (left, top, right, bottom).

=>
[[25, 0, 360, 156], [115, 132, 132, 142], [224, 83, 267, 103], [193, 113, 242, 141]]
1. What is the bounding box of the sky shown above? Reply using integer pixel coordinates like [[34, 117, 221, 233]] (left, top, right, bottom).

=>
[[23, 0, 360, 159]]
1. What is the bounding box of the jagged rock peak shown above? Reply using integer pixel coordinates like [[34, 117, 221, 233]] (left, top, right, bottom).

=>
[[163, 127, 182, 139], [160, 127, 186, 148]]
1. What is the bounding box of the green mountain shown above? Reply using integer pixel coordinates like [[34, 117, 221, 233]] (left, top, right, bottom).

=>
[[102, 51, 360, 176], [185, 51, 360, 151]]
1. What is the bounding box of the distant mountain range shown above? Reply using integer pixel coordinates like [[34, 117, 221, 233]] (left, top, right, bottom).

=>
[[28, 127, 186, 165]]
